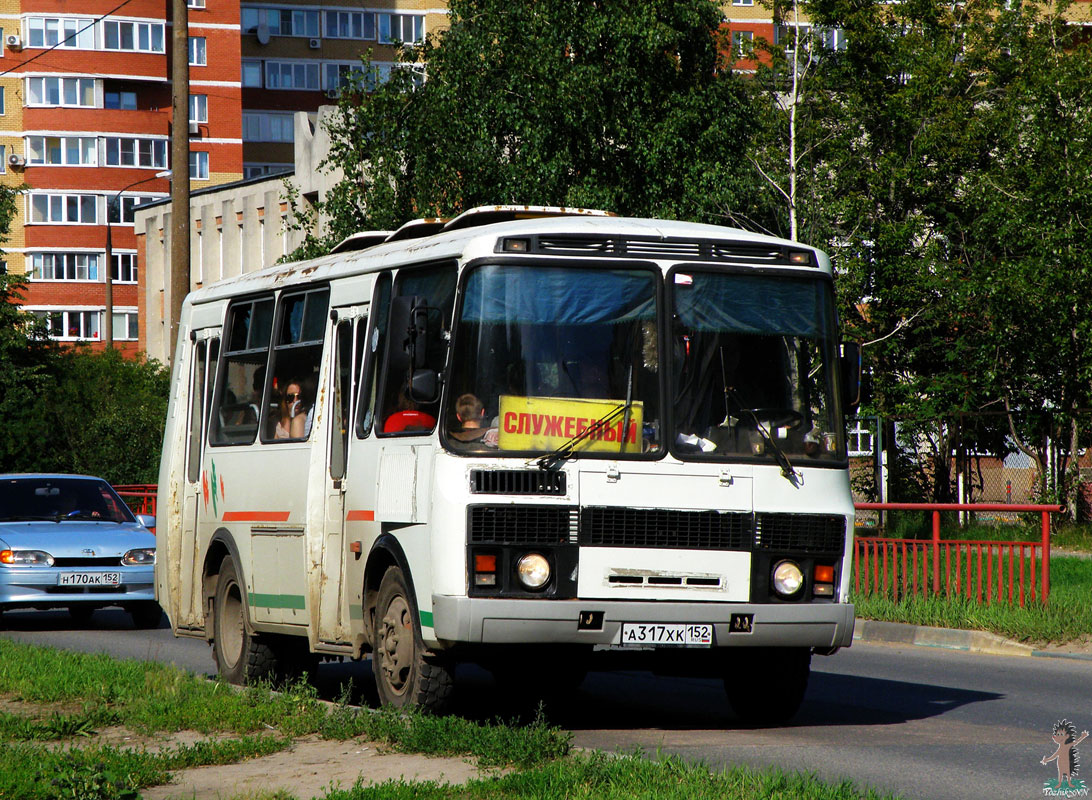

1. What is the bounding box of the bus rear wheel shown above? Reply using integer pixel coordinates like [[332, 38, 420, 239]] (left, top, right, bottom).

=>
[[212, 556, 281, 685], [372, 565, 453, 712], [724, 647, 811, 725]]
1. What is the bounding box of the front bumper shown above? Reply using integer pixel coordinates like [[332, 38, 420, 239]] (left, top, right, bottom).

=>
[[432, 595, 855, 649], [0, 566, 155, 609]]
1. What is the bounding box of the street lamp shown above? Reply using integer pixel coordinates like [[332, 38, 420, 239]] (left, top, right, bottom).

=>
[[104, 169, 171, 348]]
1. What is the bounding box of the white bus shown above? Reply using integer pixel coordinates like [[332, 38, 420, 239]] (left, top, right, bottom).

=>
[[156, 206, 859, 723]]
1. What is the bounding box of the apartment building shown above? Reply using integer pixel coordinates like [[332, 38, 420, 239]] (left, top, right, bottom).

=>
[[0, 0, 242, 355], [239, 1, 446, 178]]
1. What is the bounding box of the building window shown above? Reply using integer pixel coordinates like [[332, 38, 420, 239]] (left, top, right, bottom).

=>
[[323, 62, 369, 92], [242, 111, 294, 142], [0, 145, 5, 173], [102, 20, 165, 53], [107, 195, 157, 224], [241, 7, 320, 38], [112, 311, 139, 340], [187, 0, 205, 8], [189, 36, 206, 65], [377, 13, 424, 45], [34, 309, 101, 340], [190, 151, 209, 180], [732, 0, 754, 5], [189, 94, 208, 123], [243, 163, 290, 179], [0, 86, 5, 114], [324, 10, 374, 40], [732, 30, 753, 57], [29, 193, 99, 224], [111, 253, 138, 283], [241, 61, 263, 88], [27, 136, 97, 166], [848, 418, 875, 457], [30, 253, 100, 281], [104, 137, 167, 168], [26, 77, 96, 107], [104, 90, 137, 110], [27, 17, 96, 49], [265, 61, 320, 90]]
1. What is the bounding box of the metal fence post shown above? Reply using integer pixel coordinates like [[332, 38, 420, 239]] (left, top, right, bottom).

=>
[[1041, 509, 1051, 604], [932, 510, 941, 593]]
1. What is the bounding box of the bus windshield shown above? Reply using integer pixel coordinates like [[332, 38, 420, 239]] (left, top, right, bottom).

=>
[[669, 271, 845, 463], [446, 263, 662, 456]]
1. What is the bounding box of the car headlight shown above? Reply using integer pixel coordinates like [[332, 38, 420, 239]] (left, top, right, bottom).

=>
[[515, 553, 551, 590], [0, 549, 55, 567], [122, 548, 155, 566], [771, 560, 804, 598]]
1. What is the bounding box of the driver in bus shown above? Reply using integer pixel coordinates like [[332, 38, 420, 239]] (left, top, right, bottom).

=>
[[448, 393, 498, 449]]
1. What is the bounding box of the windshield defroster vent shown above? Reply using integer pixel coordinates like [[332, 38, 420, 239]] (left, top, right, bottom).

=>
[[526, 235, 815, 267], [470, 469, 567, 496]]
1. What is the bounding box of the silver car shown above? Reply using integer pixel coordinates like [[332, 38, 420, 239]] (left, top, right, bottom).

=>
[[0, 474, 160, 628]]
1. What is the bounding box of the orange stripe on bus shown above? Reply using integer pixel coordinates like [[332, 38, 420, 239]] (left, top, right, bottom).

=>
[[346, 510, 375, 521], [222, 511, 292, 522]]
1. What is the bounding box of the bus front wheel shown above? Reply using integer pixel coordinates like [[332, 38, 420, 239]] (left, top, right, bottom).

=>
[[724, 647, 811, 725], [212, 556, 281, 685], [372, 565, 453, 712]]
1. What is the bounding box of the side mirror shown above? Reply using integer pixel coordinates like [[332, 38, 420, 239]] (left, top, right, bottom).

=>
[[388, 295, 429, 372], [136, 513, 157, 530], [409, 368, 439, 403], [840, 342, 861, 411]]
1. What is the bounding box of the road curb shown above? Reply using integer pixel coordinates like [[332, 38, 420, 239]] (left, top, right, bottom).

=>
[[851, 619, 1092, 660]]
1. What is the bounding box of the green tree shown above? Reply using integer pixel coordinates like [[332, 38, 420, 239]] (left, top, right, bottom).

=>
[[291, 0, 757, 255]]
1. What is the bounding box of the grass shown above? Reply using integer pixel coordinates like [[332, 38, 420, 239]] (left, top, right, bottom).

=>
[[0, 639, 905, 800], [853, 555, 1092, 644]]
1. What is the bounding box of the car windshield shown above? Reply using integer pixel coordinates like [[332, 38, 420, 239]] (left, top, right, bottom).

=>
[[669, 271, 846, 463], [446, 263, 662, 457], [0, 477, 136, 523]]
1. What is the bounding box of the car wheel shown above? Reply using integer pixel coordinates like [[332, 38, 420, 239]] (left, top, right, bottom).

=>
[[128, 602, 163, 629], [724, 647, 811, 725], [68, 606, 95, 625], [373, 565, 453, 712], [211, 556, 280, 685]]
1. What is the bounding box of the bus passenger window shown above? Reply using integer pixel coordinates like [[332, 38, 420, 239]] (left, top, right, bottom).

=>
[[210, 299, 274, 445], [261, 287, 330, 443], [378, 264, 456, 435], [357, 273, 391, 438]]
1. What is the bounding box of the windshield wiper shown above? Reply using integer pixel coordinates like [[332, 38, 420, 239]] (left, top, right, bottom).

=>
[[0, 515, 57, 522], [726, 387, 800, 486], [533, 400, 632, 471]]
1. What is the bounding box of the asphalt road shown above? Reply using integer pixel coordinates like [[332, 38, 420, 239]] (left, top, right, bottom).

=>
[[2, 607, 1089, 800]]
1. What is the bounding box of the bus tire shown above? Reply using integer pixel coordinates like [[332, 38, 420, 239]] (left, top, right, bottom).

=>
[[373, 565, 453, 712], [724, 647, 811, 725], [212, 556, 278, 685]]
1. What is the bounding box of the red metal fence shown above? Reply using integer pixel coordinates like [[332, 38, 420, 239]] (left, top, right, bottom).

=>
[[853, 503, 1062, 606], [114, 484, 157, 517]]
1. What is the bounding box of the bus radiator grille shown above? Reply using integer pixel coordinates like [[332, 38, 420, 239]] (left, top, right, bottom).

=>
[[467, 505, 578, 545], [469, 469, 566, 496], [753, 513, 846, 554], [578, 507, 752, 550]]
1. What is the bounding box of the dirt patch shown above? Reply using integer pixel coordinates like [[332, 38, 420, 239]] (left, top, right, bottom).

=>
[[141, 735, 497, 800]]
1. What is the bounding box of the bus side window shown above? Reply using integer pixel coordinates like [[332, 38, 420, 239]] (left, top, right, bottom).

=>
[[378, 264, 456, 435], [261, 287, 330, 443], [185, 341, 207, 483], [210, 299, 274, 445], [330, 319, 355, 480], [356, 272, 391, 438]]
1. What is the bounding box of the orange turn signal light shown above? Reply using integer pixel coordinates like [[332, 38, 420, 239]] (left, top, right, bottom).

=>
[[814, 565, 835, 583], [0, 550, 13, 564], [474, 554, 497, 573]]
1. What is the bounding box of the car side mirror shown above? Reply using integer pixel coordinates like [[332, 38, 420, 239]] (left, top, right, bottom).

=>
[[840, 342, 861, 412], [136, 513, 157, 530], [388, 295, 430, 372]]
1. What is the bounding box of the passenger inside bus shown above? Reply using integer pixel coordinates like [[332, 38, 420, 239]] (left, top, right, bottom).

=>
[[447, 393, 498, 449], [383, 386, 437, 433], [274, 377, 309, 439]]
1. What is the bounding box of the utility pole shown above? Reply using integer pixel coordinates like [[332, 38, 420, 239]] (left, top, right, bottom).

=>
[[169, 0, 191, 359]]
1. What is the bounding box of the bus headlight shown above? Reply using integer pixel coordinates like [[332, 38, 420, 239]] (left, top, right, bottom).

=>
[[516, 553, 551, 590], [771, 560, 804, 598]]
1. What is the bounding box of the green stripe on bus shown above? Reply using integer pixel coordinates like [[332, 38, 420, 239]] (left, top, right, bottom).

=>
[[419, 610, 434, 628], [248, 593, 306, 610]]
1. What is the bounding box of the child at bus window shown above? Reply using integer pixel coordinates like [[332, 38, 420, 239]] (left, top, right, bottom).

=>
[[448, 393, 498, 448], [274, 378, 308, 439]]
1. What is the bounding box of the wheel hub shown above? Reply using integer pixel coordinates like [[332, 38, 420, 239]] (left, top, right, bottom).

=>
[[378, 595, 413, 694]]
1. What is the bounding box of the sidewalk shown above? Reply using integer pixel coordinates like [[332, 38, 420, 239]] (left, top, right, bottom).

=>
[[854, 619, 1092, 660]]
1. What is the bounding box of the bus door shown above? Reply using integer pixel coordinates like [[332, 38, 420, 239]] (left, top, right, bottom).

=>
[[319, 305, 368, 643], [181, 330, 219, 627]]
